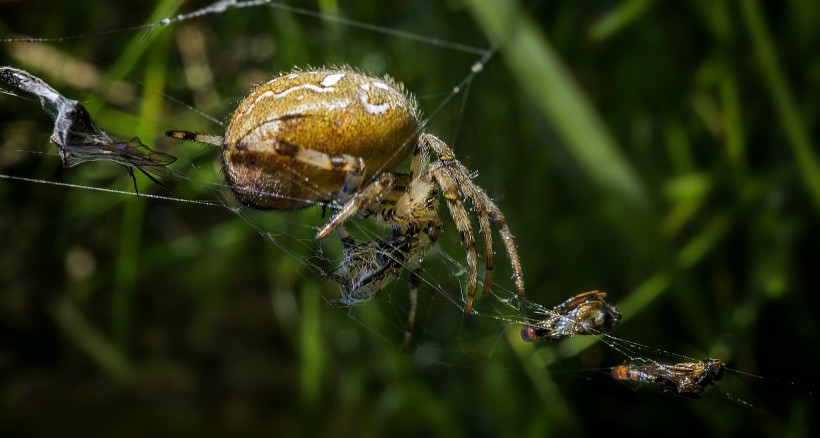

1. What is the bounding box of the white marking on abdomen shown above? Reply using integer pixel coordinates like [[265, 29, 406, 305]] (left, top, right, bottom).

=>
[[321, 73, 345, 87], [359, 91, 389, 114]]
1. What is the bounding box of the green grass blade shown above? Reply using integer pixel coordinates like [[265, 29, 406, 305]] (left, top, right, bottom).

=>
[[465, 0, 651, 214]]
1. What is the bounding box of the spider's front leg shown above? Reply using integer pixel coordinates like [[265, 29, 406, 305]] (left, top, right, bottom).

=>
[[316, 172, 397, 239]]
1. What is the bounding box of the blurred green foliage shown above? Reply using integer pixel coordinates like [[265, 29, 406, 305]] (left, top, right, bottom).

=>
[[0, 0, 818, 436]]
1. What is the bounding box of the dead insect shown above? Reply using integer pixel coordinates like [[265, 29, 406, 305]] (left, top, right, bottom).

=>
[[167, 66, 524, 329], [0, 66, 176, 193], [326, 225, 435, 350], [612, 358, 725, 398], [328, 231, 413, 307], [521, 290, 621, 342]]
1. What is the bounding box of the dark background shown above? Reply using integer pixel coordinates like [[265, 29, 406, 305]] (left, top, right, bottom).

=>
[[1, 0, 818, 436]]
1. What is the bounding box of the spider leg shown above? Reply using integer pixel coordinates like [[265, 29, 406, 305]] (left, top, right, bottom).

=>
[[165, 130, 223, 148], [317, 172, 396, 239], [420, 133, 524, 299], [477, 214, 494, 295], [430, 164, 479, 315], [422, 136, 493, 293]]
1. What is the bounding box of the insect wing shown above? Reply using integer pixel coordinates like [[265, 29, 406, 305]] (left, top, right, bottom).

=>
[[120, 138, 177, 167], [1, 66, 177, 191]]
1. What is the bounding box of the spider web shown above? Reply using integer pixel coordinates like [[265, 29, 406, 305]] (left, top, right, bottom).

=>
[[0, 1, 813, 434]]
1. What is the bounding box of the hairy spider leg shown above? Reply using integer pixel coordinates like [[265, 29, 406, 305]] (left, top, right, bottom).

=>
[[166, 130, 224, 147], [317, 172, 395, 238], [428, 163, 479, 313], [477, 213, 494, 295], [420, 133, 524, 309]]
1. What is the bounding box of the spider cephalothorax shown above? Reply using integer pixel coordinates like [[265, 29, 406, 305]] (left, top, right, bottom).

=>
[[167, 66, 524, 346]]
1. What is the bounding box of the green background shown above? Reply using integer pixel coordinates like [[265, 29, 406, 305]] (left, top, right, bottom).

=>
[[0, 0, 817, 436]]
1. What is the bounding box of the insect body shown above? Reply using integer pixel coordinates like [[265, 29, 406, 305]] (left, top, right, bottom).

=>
[[612, 358, 725, 398], [167, 66, 524, 341], [521, 291, 621, 342], [328, 230, 416, 307], [0, 66, 176, 193]]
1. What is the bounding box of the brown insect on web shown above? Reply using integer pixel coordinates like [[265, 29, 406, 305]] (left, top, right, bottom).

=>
[[612, 358, 725, 398], [520, 290, 622, 342], [0, 66, 177, 194]]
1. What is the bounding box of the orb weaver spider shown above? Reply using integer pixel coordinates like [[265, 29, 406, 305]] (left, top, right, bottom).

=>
[[167, 66, 524, 346]]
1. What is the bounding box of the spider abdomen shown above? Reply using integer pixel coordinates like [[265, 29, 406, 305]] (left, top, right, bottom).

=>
[[222, 66, 420, 210]]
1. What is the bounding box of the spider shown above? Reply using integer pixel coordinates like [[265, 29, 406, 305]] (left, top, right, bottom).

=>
[[167, 66, 524, 343]]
